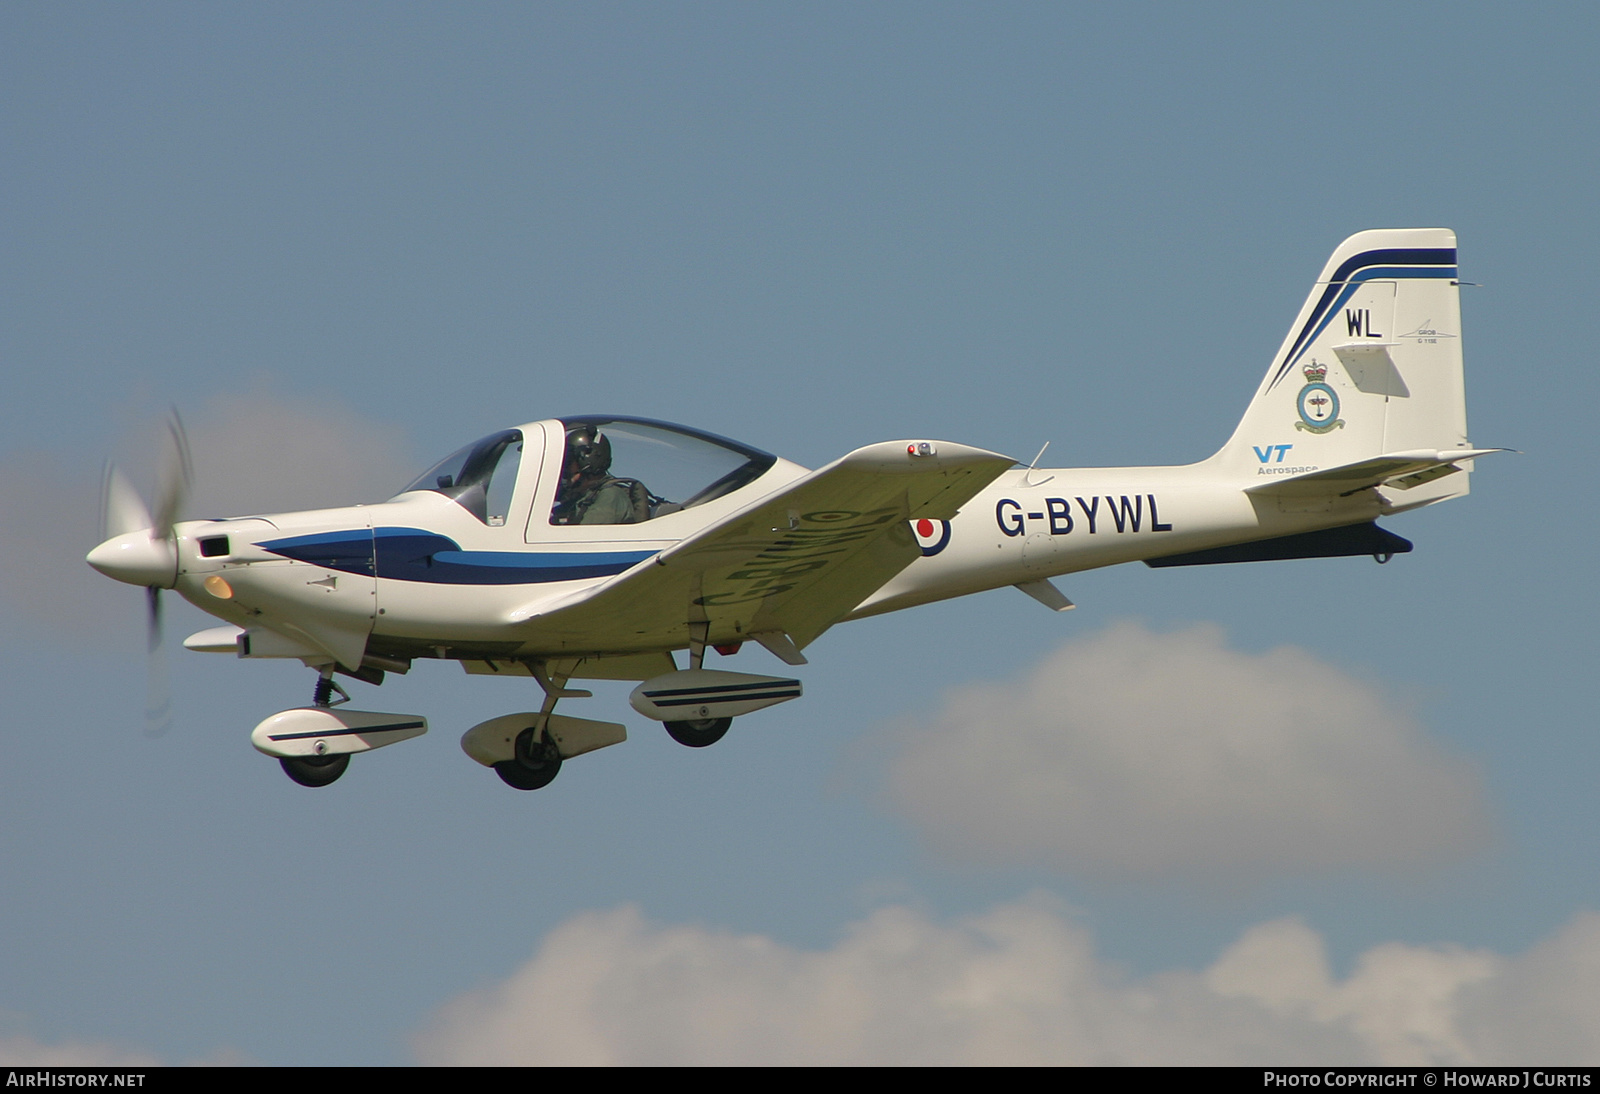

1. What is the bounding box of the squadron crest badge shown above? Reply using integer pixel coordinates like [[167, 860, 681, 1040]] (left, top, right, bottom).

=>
[[1294, 360, 1344, 433]]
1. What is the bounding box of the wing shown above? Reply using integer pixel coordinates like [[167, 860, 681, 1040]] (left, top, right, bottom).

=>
[[513, 440, 1014, 655]]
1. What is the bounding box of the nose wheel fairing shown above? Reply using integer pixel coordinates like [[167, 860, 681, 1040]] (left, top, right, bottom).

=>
[[250, 707, 428, 759]]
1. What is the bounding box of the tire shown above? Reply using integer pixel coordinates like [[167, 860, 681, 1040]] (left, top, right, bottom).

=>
[[280, 752, 350, 788], [663, 717, 732, 748], [494, 727, 563, 790]]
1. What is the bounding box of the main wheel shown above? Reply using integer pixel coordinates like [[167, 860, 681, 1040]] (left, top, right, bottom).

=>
[[663, 717, 732, 748], [280, 752, 350, 788], [494, 727, 563, 790]]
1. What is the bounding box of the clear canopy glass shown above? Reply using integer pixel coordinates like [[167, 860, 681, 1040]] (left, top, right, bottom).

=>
[[548, 416, 777, 526], [397, 429, 523, 526], [397, 418, 777, 527]]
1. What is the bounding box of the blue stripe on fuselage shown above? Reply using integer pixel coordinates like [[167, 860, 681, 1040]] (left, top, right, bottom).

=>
[[258, 527, 656, 586], [256, 528, 377, 574]]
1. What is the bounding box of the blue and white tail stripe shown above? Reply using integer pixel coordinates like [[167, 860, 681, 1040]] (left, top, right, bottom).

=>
[[1267, 246, 1457, 391]]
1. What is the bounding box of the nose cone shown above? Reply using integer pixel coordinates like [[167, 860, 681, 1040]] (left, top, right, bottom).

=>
[[87, 531, 178, 588]]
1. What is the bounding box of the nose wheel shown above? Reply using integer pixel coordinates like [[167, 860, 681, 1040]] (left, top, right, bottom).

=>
[[276, 668, 356, 786], [663, 717, 732, 748]]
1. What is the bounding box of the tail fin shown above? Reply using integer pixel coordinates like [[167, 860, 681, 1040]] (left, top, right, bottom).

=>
[[1216, 229, 1475, 505]]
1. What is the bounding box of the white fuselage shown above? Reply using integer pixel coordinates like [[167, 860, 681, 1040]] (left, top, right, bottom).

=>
[[163, 449, 1380, 669], [851, 458, 1382, 618]]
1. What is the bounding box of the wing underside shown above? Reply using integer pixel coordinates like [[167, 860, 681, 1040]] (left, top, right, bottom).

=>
[[512, 440, 1014, 655]]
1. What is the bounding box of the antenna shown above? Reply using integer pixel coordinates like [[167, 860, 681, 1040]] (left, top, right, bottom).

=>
[[1024, 441, 1053, 486]]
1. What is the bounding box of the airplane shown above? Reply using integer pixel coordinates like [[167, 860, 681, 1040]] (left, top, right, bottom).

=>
[[87, 228, 1501, 791]]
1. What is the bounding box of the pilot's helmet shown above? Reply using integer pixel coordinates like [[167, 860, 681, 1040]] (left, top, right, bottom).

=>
[[565, 425, 612, 476]]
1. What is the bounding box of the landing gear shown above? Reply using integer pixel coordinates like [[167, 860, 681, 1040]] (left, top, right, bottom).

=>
[[660, 624, 733, 747], [312, 669, 350, 708], [494, 726, 563, 790], [257, 666, 431, 788], [280, 752, 350, 787], [273, 668, 358, 786], [663, 717, 732, 748]]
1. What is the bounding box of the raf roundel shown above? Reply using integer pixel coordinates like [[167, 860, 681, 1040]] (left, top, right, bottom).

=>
[[912, 518, 951, 556]]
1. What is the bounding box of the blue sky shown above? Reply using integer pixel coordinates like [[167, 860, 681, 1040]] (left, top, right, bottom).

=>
[[3, 3, 1597, 1064]]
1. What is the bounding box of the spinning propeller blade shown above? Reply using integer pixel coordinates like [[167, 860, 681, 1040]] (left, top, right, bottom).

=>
[[90, 410, 193, 737], [150, 411, 192, 540], [144, 410, 190, 737], [100, 465, 153, 542], [146, 584, 163, 653], [145, 586, 172, 737]]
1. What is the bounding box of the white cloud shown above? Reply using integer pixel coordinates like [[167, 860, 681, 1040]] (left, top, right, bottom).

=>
[[879, 621, 1490, 879], [414, 899, 1600, 1066], [1205, 917, 1498, 1064], [1457, 912, 1600, 1061]]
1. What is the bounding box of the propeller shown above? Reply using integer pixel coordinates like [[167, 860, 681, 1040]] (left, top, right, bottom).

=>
[[89, 410, 192, 735], [144, 585, 172, 736], [100, 464, 153, 542], [150, 414, 193, 543]]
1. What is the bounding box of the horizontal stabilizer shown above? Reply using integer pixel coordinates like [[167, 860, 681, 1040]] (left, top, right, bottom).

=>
[[1145, 522, 1412, 568], [1246, 449, 1505, 498]]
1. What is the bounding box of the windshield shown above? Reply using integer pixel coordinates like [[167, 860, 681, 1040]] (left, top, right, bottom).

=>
[[398, 429, 523, 525], [550, 417, 776, 526]]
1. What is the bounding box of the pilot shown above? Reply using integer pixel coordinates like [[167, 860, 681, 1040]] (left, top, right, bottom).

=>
[[552, 425, 651, 525]]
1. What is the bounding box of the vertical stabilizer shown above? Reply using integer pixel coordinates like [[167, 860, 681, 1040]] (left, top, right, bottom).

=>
[[1215, 229, 1472, 504]]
